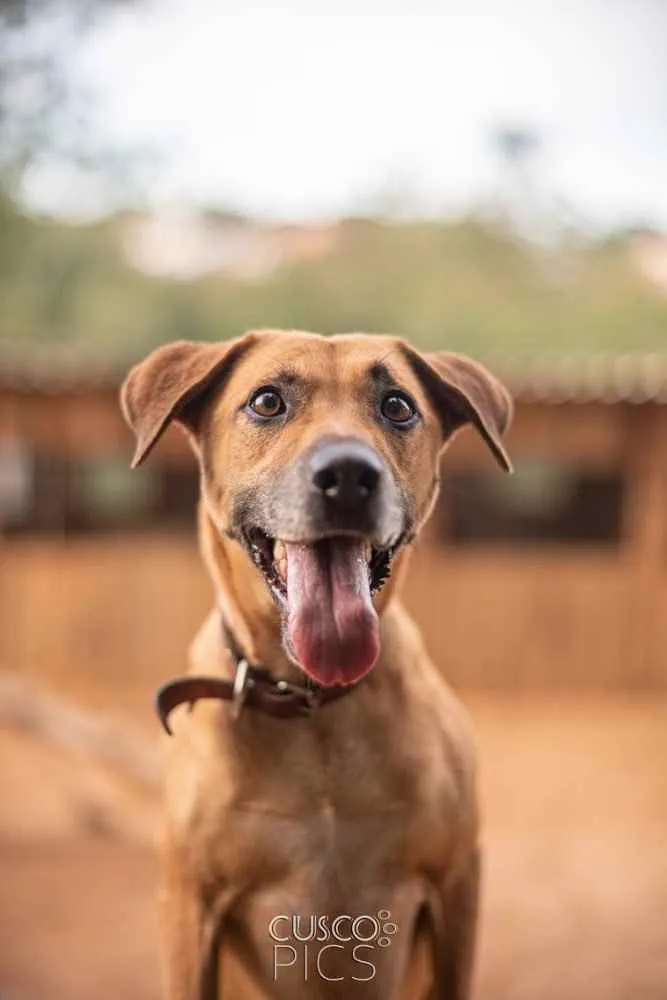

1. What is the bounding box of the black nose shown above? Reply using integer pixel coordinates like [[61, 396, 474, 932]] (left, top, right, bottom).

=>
[[310, 439, 382, 508]]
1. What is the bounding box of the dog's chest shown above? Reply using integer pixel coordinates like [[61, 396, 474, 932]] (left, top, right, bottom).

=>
[[168, 699, 470, 893]]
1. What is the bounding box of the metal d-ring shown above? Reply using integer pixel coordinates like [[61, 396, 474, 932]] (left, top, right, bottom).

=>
[[231, 658, 251, 720]]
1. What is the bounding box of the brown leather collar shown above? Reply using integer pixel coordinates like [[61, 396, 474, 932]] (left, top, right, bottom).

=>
[[155, 619, 358, 734]]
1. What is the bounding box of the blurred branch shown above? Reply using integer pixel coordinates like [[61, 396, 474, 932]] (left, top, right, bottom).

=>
[[0, 668, 160, 790], [0, 0, 138, 200]]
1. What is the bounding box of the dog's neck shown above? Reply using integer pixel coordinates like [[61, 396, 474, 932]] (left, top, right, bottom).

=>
[[198, 506, 408, 683]]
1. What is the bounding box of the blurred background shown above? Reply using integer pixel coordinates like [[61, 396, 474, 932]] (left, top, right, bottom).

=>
[[1, 0, 667, 998]]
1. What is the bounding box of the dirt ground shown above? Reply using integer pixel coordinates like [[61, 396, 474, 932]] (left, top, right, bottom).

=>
[[1, 691, 666, 1000]]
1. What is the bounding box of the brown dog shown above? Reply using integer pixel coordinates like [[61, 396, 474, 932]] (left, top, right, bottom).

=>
[[121, 330, 512, 1000]]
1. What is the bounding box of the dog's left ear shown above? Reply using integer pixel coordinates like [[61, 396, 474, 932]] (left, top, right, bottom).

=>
[[403, 347, 513, 472], [121, 334, 256, 467]]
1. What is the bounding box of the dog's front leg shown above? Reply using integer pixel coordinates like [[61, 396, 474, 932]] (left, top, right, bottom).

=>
[[161, 858, 204, 1000], [425, 847, 480, 1000], [161, 852, 217, 1000], [161, 851, 239, 1000]]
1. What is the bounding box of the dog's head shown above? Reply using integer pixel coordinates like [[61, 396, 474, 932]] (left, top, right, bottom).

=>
[[121, 330, 512, 687]]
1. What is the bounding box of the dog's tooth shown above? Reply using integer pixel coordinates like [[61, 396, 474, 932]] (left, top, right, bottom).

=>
[[273, 540, 288, 581], [364, 541, 372, 562], [273, 539, 286, 562]]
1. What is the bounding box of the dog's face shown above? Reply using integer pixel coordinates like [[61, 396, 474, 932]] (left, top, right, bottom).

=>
[[122, 330, 511, 686]]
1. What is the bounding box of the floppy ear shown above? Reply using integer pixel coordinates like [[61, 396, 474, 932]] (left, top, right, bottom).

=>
[[120, 335, 256, 467], [402, 347, 513, 472]]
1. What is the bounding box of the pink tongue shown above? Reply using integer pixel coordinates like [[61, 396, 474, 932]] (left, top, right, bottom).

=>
[[285, 538, 380, 686]]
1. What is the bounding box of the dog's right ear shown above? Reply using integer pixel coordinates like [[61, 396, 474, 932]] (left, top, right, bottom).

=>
[[120, 335, 255, 467]]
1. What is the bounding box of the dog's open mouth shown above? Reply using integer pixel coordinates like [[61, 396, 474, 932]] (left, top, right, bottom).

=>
[[245, 529, 396, 687]]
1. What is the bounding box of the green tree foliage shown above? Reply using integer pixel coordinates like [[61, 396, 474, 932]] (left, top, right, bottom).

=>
[[1, 199, 666, 360]]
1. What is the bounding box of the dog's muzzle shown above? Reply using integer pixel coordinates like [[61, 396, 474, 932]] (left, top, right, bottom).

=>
[[235, 436, 409, 688]]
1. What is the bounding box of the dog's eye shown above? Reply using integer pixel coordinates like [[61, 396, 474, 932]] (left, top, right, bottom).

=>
[[381, 391, 417, 425], [249, 387, 286, 419]]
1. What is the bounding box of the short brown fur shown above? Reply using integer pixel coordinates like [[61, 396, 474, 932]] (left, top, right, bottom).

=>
[[121, 329, 512, 1000]]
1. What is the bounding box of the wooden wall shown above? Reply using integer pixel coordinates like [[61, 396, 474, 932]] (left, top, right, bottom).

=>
[[405, 401, 667, 688], [0, 536, 210, 713], [1, 390, 666, 691]]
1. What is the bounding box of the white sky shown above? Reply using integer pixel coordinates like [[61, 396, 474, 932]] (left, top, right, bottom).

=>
[[26, 0, 667, 227]]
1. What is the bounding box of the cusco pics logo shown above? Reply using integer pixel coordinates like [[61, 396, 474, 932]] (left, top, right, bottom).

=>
[[269, 910, 399, 982]]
